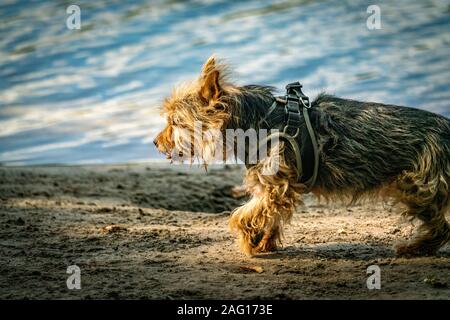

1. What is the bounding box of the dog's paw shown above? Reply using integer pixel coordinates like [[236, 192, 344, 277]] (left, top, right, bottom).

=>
[[229, 203, 281, 256], [235, 230, 276, 256], [234, 227, 279, 256], [252, 231, 279, 253]]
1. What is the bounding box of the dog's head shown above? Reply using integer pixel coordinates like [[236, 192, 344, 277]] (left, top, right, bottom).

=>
[[153, 55, 234, 162]]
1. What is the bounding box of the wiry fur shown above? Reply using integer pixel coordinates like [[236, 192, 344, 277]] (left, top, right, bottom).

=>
[[228, 142, 304, 254], [154, 55, 450, 257]]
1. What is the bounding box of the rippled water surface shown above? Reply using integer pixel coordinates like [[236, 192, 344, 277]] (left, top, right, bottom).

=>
[[1, 0, 449, 165]]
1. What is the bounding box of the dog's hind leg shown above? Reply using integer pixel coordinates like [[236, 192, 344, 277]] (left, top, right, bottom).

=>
[[229, 144, 304, 255], [394, 168, 450, 256]]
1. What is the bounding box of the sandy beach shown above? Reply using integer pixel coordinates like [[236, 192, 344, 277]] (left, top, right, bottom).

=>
[[0, 163, 449, 299]]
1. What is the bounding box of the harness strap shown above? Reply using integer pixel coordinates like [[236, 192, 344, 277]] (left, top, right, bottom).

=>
[[256, 82, 319, 193], [301, 105, 319, 190], [258, 98, 286, 129]]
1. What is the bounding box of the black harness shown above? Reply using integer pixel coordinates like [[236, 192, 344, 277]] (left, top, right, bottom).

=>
[[258, 82, 319, 192]]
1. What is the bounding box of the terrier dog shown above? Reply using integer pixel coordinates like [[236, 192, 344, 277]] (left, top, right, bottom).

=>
[[154, 55, 450, 256]]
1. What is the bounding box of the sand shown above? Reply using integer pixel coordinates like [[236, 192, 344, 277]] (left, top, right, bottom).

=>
[[0, 163, 449, 299]]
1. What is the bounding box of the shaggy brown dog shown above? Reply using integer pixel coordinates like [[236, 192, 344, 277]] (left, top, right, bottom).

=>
[[154, 56, 450, 257]]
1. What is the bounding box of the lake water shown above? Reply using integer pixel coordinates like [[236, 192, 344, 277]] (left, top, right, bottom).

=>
[[1, 0, 449, 166]]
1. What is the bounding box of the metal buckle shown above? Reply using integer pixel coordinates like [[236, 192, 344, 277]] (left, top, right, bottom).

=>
[[299, 95, 311, 109], [284, 99, 299, 119], [283, 98, 301, 138], [285, 93, 298, 102], [283, 125, 300, 138], [286, 82, 311, 110], [286, 82, 303, 92], [290, 89, 311, 109]]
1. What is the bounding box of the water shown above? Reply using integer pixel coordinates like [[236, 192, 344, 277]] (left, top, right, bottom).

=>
[[1, 0, 449, 166]]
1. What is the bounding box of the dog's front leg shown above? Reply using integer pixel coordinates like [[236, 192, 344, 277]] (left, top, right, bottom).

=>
[[229, 149, 303, 255]]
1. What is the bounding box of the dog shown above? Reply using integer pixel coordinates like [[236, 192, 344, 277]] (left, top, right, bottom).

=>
[[154, 55, 450, 256]]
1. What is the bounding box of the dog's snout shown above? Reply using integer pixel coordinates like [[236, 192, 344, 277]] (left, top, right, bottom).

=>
[[153, 139, 158, 147]]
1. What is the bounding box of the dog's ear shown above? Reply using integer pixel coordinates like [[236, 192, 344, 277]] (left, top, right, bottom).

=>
[[199, 56, 222, 102]]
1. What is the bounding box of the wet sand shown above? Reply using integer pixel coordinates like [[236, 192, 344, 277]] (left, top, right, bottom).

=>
[[0, 163, 449, 299]]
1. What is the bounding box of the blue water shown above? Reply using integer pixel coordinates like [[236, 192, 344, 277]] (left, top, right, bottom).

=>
[[0, 0, 449, 165]]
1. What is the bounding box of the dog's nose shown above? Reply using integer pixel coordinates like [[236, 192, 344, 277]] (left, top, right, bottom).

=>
[[153, 139, 158, 147]]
